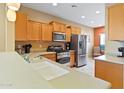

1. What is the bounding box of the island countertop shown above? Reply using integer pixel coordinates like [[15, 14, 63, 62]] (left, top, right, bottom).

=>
[[0, 52, 111, 89], [95, 55, 124, 65]]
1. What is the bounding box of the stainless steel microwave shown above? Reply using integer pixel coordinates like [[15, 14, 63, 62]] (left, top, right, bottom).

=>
[[53, 32, 66, 41]]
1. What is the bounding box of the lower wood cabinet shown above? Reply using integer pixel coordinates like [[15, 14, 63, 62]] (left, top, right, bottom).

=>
[[95, 60, 124, 89], [42, 53, 56, 62], [70, 51, 75, 67]]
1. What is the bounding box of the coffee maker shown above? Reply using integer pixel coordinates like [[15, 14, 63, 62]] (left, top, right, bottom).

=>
[[118, 47, 124, 57], [22, 44, 32, 53]]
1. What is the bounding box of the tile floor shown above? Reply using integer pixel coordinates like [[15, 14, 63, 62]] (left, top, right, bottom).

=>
[[63, 58, 95, 76]]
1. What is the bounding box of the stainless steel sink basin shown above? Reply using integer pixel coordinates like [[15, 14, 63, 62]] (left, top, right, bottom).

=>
[[22, 53, 43, 63]]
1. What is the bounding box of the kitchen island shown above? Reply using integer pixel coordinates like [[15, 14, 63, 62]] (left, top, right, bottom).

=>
[[0, 52, 111, 89], [95, 55, 124, 89]]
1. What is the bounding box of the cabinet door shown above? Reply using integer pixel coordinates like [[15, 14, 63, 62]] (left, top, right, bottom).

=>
[[60, 24, 66, 32], [27, 20, 41, 41], [76, 28, 81, 34], [108, 4, 124, 40], [66, 28, 71, 42], [15, 12, 27, 41], [71, 27, 77, 34], [70, 52, 75, 67], [50, 21, 66, 32], [43, 54, 56, 61], [41, 24, 52, 41], [95, 60, 123, 88], [52, 22, 61, 31], [72, 27, 79, 34]]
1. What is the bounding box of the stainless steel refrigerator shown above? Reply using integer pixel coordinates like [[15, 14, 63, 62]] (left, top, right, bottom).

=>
[[70, 35, 87, 67]]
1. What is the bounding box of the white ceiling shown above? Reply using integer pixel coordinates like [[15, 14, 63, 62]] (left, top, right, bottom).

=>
[[22, 3, 105, 28]]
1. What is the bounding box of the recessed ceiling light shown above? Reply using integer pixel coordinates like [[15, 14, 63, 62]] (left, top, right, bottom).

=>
[[52, 3, 58, 6], [90, 21, 94, 24], [96, 10, 100, 14], [98, 24, 102, 27], [81, 16, 85, 19]]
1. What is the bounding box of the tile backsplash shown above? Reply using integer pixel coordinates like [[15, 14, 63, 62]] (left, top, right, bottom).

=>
[[15, 41, 65, 52], [105, 41, 124, 56]]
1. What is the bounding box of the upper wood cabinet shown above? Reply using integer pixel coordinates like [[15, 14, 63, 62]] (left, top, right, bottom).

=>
[[67, 26, 81, 35], [50, 21, 66, 32], [66, 27, 71, 42], [108, 4, 124, 41], [41, 23, 52, 41], [76, 28, 81, 34], [15, 12, 27, 41], [27, 20, 41, 41]]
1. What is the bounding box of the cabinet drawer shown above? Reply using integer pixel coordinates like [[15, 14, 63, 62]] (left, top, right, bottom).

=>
[[43, 54, 56, 58], [48, 57, 56, 61], [44, 56, 56, 62], [42, 54, 56, 61]]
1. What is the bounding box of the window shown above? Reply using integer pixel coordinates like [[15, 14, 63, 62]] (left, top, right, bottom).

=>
[[100, 33, 105, 51]]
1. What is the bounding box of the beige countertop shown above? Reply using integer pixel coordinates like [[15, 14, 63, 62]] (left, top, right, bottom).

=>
[[23, 50, 74, 56], [0, 52, 111, 89], [0, 52, 52, 89], [31, 51, 56, 55], [95, 55, 124, 65]]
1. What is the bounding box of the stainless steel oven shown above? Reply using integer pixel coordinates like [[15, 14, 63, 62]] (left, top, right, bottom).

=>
[[47, 45, 70, 64], [53, 32, 66, 42], [57, 52, 70, 64]]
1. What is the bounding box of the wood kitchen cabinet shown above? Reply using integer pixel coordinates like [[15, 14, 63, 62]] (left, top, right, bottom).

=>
[[108, 4, 124, 41], [67, 26, 81, 35], [27, 20, 41, 41], [42, 53, 56, 61], [95, 60, 124, 88], [50, 21, 66, 32], [15, 12, 27, 41], [76, 28, 81, 34], [41, 23, 52, 41], [66, 27, 71, 42], [70, 51, 75, 67]]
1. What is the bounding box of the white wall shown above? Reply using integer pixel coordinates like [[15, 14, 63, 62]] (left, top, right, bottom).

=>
[[6, 21, 15, 51], [19, 6, 94, 57], [0, 3, 15, 52], [0, 4, 6, 51]]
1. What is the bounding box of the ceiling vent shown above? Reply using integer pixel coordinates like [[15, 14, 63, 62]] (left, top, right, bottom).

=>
[[71, 4, 77, 8]]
